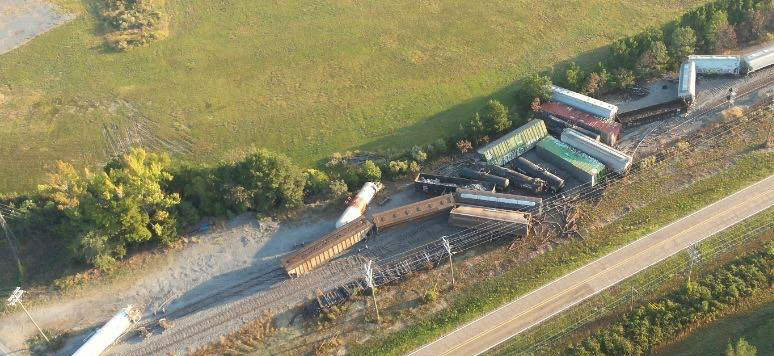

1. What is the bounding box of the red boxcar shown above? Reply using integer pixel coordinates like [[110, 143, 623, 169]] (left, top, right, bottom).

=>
[[540, 102, 622, 145]]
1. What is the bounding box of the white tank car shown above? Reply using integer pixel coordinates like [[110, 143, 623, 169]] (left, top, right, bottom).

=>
[[335, 182, 383, 228], [72, 305, 140, 356]]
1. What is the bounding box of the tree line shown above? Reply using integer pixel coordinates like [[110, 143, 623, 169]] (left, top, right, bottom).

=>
[[558, 246, 772, 356]]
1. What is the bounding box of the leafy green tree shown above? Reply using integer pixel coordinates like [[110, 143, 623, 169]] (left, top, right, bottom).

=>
[[636, 41, 670, 79], [612, 68, 636, 90], [225, 149, 305, 213], [327, 180, 349, 200], [565, 62, 587, 92], [521, 73, 553, 104], [462, 112, 487, 144], [726, 337, 757, 356], [361, 160, 382, 182], [303, 169, 330, 197], [669, 27, 697, 63], [39, 148, 181, 270], [705, 10, 736, 52], [736, 10, 766, 43], [481, 100, 511, 134]]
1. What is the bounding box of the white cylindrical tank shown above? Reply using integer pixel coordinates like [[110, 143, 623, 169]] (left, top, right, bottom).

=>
[[560, 128, 633, 173], [335, 182, 382, 228], [72, 305, 140, 356]]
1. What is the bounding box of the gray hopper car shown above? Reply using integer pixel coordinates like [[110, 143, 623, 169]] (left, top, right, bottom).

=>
[[282, 217, 373, 277], [414, 173, 496, 196], [454, 188, 543, 214], [483, 164, 546, 193], [511, 157, 565, 192], [449, 205, 531, 236], [459, 167, 510, 191], [742, 45, 774, 74]]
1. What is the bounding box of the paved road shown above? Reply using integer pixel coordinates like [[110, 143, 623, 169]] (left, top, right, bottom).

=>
[[407, 175, 774, 356]]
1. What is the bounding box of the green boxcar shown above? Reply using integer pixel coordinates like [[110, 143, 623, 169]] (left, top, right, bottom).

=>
[[477, 119, 549, 166], [535, 136, 606, 186]]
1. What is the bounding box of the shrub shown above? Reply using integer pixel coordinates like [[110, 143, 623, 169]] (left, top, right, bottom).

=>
[[456, 140, 473, 153], [520, 74, 553, 106], [430, 138, 449, 155], [100, 0, 167, 50], [461, 113, 487, 144], [408, 161, 421, 174], [636, 41, 670, 79], [564, 62, 587, 92], [410, 146, 428, 162], [327, 180, 349, 200], [388, 160, 410, 177], [361, 160, 382, 182], [612, 68, 636, 90], [223, 149, 306, 213], [423, 285, 439, 304], [304, 169, 330, 197]]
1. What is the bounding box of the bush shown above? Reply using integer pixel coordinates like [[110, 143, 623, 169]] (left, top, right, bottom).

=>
[[361, 160, 382, 182], [636, 41, 670, 79], [430, 138, 449, 156], [223, 149, 306, 213], [410, 146, 428, 162], [612, 68, 636, 90], [423, 285, 439, 304], [669, 26, 698, 63], [481, 100, 511, 134], [100, 0, 167, 50], [327, 180, 350, 200], [520, 74, 553, 106], [456, 140, 473, 153], [388, 160, 410, 178], [304, 169, 330, 197], [564, 62, 587, 92], [408, 161, 421, 174]]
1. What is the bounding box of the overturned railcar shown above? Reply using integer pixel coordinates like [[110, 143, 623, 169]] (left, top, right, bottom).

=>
[[540, 101, 622, 145], [476, 119, 549, 166], [459, 167, 510, 191], [483, 164, 546, 193], [742, 45, 774, 74], [282, 217, 373, 277], [449, 205, 531, 236], [551, 85, 619, 119], [414, 173, 496, 196], [688, 55, 741, 75], [454, 188, 543, 214], [511, 156, 565, 192], [370, 194, 455, 232], [535, 136, 607, 186], [678, 61, 697, 104], [560, 128, 633, 173]]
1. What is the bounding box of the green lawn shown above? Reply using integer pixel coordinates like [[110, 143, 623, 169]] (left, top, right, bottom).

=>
[[653, 301, 774, 356], [0, 0, 707, 192]]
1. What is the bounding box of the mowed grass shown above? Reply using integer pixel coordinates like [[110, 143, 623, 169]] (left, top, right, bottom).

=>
[[0, 0, 707, 192]]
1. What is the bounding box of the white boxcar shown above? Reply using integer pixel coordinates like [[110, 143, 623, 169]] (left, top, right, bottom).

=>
[[678, 61, 696, 103], [551, 85, 618, 120], [688, 55, 741, 75], [742, 45, 774, 74], [72, 306, 140, 356], [560, 128, 632, 173]]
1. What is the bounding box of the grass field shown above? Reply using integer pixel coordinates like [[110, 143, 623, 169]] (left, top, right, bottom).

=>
[[0, 0, 708, 192]]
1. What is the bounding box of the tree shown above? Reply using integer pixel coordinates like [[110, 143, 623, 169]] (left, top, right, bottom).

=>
[[462, 112, 487, 144], [669, 27, 697, 63], [612, 68, 636, 90], [521, 73, 553, 104], [361, 160, 382, 182], [705, 11, 737, 53], [636, 41, 670, 79], [303, 169, 330, 197], [726, 337, 757, 356], [226, 149, 306, 213], [327, 180, 349, 200], [736, 10, 766, 44], [565, 62, 587, 92], [481, 100, 511, 134], [583, 71, 608, 96], [39, 148, 181, 270]]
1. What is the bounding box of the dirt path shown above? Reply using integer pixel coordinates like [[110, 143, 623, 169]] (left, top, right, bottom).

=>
[[0, 0, 74, 55]]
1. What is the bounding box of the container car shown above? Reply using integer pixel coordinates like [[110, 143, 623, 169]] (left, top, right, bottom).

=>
[[477, 119, 548, 166], [449, 205, 531, 236], [370, 194, 455, 232], [454, 188, 543, 214], [688, 55, 741, 75], [482, 164, 547, 193], [414, 173, 496, 196], [540, 101, 622, 145], [551, 85, 619, 119], [459, 167, 509, 191], [560, 128, 633, 173], [282, 217, 373, 277], [742, 45, 774, 74], [511, 156, 565, 192], [678, 61, 696, 104], [535, 136, 607, 186]]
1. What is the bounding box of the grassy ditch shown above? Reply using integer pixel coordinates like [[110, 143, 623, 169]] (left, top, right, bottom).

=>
[[489, 207, 774, 355], [349, 151, 774, 356]]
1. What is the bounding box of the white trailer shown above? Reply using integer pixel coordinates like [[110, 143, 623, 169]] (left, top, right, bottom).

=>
[[551, 85, 618, 120], [72, 305, 140, 356], [742, 45, 774, 74], [688, 55, 741, 75], [335, 182, 382, 228], [678, 61, 696, 103], [560, 128, 632, 173]]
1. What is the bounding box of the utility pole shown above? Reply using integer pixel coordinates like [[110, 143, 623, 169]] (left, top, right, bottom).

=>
[[0, 211, 23, 284], [6, 288, 49, 343], [441, 236, 455, 287], [364, 260, 380, 323]]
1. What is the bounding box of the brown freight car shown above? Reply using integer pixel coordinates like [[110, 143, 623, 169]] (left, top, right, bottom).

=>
[[282, 217, 373, 277], [449, 205, 531, 236], [370, 194, 455, 232]]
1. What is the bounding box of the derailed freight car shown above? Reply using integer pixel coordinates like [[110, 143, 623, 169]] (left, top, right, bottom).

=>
[[560, 128, 633, 173], [540, 101, 622, 145], [414, 173, 496, 196], [476, 119, 548, 166], [370, 194, 455, 232], [454, 188, 543, 214], [535, 136, 607, 186], [449, 205, 531, 236], [688, 55, 741, 75], [282, 217, 373, 277], [483, 164, 547, 193], [551, 85, 619, 120], [742, 45, 774, 74], [459, 167, 509, 191], [511, 156, 565, 192], [678, 61, 696, 104]]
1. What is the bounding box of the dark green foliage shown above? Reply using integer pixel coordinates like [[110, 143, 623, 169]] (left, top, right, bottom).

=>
[[481, 100, 511, 135], [460, 112, 487, 145], [562, 250, 772, 356], [564, 63, 587, 92], [669, 27, 698, 63], [636, 41, 670, 79], [304, 169, 330, 197], [521, 74, 553, 105], [327, 180, 350, 201], [612, 68, 636, 90]]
